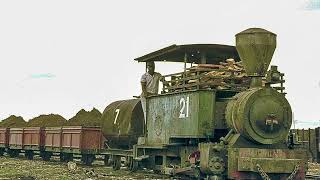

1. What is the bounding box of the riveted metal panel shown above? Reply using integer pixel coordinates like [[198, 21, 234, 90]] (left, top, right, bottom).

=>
[[146, 90, 215, 145], [228, 147, 308, 178]]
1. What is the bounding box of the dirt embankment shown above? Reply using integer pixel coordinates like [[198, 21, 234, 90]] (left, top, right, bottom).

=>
[[0, 107, 102, 128], [0, 115, 27, 128], [27, 114, 67, 127], [64, 108, 102, 127]]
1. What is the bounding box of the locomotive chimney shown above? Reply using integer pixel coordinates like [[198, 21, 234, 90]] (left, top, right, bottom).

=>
[[235, 28, 277, 87]]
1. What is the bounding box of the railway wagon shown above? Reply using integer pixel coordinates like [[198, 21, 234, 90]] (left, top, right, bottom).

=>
[[23, 127, 44, 160], [0, 126, 103, 165], [60, 126, 102, 164], [293, 128, 320, 163], [0, 128, 9, 155], [7, 127, 44, 159], [42, 126, 103, 164]]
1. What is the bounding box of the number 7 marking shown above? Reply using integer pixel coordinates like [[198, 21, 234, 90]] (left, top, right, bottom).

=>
[[114, 109, 120, 124]]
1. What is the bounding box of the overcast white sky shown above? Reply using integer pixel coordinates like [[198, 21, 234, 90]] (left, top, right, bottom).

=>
[[0, 0, 319, 127]]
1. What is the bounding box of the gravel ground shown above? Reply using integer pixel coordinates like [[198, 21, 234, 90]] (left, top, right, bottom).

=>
[[0, 156, 171, 180], [2, 155, 319, 180]]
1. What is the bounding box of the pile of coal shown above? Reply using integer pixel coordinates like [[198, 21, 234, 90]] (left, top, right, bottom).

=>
[[0, 115, 27, 127], [65, 108, 102, 126], [27, 114, 67, 127]]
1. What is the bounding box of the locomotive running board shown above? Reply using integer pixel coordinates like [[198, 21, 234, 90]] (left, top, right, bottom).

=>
[[134, 155, 149, 161]]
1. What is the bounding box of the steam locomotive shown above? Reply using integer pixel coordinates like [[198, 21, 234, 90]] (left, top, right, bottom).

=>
[[0, 28, 308, 180], [101, 28, 308, 179]]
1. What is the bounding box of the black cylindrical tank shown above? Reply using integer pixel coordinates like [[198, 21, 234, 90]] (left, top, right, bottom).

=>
[[101, 99, 144, 149]]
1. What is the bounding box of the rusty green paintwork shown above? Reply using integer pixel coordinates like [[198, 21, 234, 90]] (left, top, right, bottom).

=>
[[198, 134, 308, 179], [236, 28, 276, 77], [225, 134, 308, 179], [146, 90, 215, 145], [228, 147, 307, 174], [101, 99, 144, 148], [130, 27, 308, 179], [199, 142, 226, 175], [134, 44, 240, 64], [226, 87, 292, 144]]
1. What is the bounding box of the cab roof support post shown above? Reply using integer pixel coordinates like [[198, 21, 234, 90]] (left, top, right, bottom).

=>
[[200, 51, 206, 64], [183, 52, 188, 91]]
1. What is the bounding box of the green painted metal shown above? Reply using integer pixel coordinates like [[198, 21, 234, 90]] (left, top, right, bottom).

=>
[[146, 90, 215, 145], [130, 27, 308, 179], [236, 28, 276, 77], [199, 142, 226, 176], [226, 87, 292, 144], [101, 99, 144, 148], [228, 147, 307, 176], [134, 44, 240, 64]]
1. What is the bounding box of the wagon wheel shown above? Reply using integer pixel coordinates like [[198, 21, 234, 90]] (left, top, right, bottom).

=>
[[8, 150, 15, 158], [86, 155, 95, 166], [42, 152, 52, 161], [112, 156, 121, 170], [82, 154, 95, 166], [14, 150, 20, 157], [25, 151, 34, 160], [66, 153, 74, 162], [60, 153, 71, 162], [104, 155, 111, 166], [128, 157, 138, 172], [0, 148, 5, 156], [9, 150, 19, 158], [60, 153, 66, 162]]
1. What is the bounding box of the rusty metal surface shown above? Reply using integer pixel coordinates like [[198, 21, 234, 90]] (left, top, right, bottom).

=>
[[9, 128, 24, 147], [101, 99, 144, 148], [228, 147, 307, 179], [61, 126, 102, 151], [134, 44, 240, 64], [236, 28, 276, 77], [44, 127, 62, 148], [147, 90, 215, 145], [293, 128, 318, 162], [0, 128, 9, 147], [226, 87, 292, 144], [23, 127, 44, 147]]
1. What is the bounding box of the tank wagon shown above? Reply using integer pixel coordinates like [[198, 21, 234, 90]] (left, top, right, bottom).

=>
[[112, 28, 307, 179], [101, 99, 144, 149]]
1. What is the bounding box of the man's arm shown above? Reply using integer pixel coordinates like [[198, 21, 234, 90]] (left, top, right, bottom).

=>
[[141, 81, 148, 97]]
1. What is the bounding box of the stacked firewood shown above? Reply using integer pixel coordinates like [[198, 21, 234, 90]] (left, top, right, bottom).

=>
[[191, 59, 249, 90], [163, 59, 250, 92]]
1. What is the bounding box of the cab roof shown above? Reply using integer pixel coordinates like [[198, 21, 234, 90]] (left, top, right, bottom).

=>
[[134, 44, 240, 64]]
